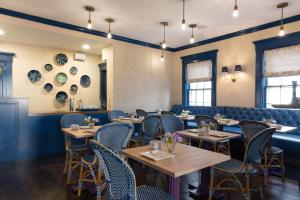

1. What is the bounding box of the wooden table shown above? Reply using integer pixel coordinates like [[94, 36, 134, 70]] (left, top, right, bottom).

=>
[[61, 126, 101, 138], [176, 129, 240, 152], [270, 125, 297, 133], [217, 118, 239, 126], [113, 118, 143, 124], [122, 143, 230, 200]]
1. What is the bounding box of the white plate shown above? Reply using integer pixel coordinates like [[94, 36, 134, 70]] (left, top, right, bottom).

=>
[[141, 150, 174, 161], [79, 126, 90, 129]]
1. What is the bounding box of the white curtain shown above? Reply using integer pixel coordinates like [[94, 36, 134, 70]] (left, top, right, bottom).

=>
[[187, 60, 212, 82], [264, 45, 300, 77]]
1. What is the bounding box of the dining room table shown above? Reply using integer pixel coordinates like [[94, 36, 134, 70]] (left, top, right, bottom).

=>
[[113, 117, 144, 124], [61, 126, 101, 139], [122, 143, 230, 200]]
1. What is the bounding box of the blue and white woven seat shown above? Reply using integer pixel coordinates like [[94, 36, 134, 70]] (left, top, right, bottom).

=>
[[108, 110, 128, 122], [160, 115, 184, 133]]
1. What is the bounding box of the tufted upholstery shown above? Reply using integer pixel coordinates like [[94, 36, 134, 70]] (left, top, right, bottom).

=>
[[171, 105, 225, 117]]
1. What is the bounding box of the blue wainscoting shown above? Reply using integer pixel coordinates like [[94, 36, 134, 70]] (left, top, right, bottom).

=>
[[0, 98, 109, 163]]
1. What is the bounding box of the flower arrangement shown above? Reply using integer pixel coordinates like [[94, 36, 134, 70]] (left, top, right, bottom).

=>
[[214, 113, 224, 120], [84, 116, 99, 128], [162, 132, 183, 155]]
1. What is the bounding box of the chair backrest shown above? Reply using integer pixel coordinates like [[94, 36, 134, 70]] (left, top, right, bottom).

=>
[[108, 110, 128, 122], [244, 128, 276, 165], [136, 109, 148, 117], [195, 115, 220, 130], [142, 115, 161, 144], [96, 122, 133, 154], [61, 113, 88, 128], [161, 111, 175, 116], [160, 115, 184, 133], [239, 120, 269, 143], [90, 140, 136, 200]]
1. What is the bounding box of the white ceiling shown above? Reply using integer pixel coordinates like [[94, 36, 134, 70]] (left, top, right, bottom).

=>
[[0, 0, 300, 48]]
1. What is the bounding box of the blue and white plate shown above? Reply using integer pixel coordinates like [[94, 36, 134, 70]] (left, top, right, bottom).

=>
[[44, 64, 53, 71], [80, 75, 91, 87], [44, 83, 53, 92], [70, 66, 78, 75], [28, 70, 41, 82], [55, 53, 68, 65], [55, 72, 68, 85], [70, 84, 78, 93], [56, 91, 68, 104]]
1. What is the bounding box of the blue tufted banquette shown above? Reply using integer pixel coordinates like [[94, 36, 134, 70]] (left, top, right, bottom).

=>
[[171, 105, 300, 161]]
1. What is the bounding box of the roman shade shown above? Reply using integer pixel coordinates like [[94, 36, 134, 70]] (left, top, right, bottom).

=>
[[264, 45, 300, 77], [186, 60, 212, 82]]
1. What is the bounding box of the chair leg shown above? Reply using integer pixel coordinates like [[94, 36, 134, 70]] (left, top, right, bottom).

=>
[[264, 151, 268, 186], [96, 165, 103, 200], [63, 151, 69, 174], [67, 152, 73, 184], [244, 167, 250, 200], [208, 168, 215, 200], [280, 152, 286, 182], [227, 141, 231, 155], [77, 160, 84, 196]]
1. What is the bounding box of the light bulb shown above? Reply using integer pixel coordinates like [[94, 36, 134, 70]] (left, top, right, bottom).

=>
[[107, 32, 112, 39], [82, 44, 90, 50], [0, 29, 4, 36], [278, 26, 285, 37], [160, 55, 164, 62], [181, 22, 186, 30], [190, 36, 195, 44], [87, 19, 92, 29], [233, 6, 239, 18], [162, 42, 167, 49]]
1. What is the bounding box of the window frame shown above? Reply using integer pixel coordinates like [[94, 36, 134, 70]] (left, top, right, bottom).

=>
[[254, 31, 300, 108], [181, 49, 218, 106]]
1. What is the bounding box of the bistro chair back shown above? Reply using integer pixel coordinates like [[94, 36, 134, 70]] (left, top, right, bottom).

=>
[[161, 111, 175, 116], [160, 115, 184, 133], [96, 122, 134, 153], [108, 110, 128, 122], [195, 115, 220, 130], [136, 109, 148, 118], [239, 120, 269, 146], [90, 140, 136, 200], [142, 115, 161, 144]]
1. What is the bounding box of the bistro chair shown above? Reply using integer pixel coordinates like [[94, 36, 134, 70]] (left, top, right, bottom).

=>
[[209, 128, 276, 200], [160, 114, 184, 133], [108, 110, 128, 122], [161, 111, 175, 116], [142, 115, 161, 145], [195, 115, 230, 154], [136, 109, 149, 118], [90, 140, 175, 200], [77, 122, 133, 199], [61, 113, 89, 184]]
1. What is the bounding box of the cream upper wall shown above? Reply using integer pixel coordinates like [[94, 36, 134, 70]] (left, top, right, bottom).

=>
[[0, 41, 100, 113], [173, 21, 300, 108], [106, 42, 174, 113]]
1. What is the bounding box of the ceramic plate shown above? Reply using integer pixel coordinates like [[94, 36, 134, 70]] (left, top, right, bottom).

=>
[[80, 75, 91, 87], [55, 72, 68, 85], [44, 64, 53, 71], [28, 70, 41, 82], [55, 53, 68, 65], [44, 83, 53, 92], [70, 66, 78, 75], [56, 91, 68, 104], [70, 84, 78, 93]]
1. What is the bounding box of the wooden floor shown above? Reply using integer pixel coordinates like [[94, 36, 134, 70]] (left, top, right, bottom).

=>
[[0, 156, 299, 200]]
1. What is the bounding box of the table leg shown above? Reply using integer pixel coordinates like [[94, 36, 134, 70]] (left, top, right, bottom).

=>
[[169, 176, 180, 200]]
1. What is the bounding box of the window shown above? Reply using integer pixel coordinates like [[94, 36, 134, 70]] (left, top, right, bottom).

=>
[[186, 60, 212, 106], [264, 45, 300, 108]]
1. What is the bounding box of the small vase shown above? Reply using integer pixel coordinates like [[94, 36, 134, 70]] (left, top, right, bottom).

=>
[[88, 122, 95, 129], [167, 143, 176, 155]]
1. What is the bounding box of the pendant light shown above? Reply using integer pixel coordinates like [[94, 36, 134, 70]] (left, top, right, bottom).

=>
[[105, 18, 114, 39], [84, 6, 95, 29], [232, 0, 239, 18], [161, 22, 168, 49], [189, 24, 196, 44], [277, 2, 288, 37], [181, 0, 186, 30], [160, 49, 164, 62]]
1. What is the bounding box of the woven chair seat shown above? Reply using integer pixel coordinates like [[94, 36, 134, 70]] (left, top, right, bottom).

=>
[[214, 159, 257, 174], [137, 185, 175, 200]]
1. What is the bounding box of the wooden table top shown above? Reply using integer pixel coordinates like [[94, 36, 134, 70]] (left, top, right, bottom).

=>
[[176, 129, 241, 143], [217, 119, 239, 126], [113, 118, 143, 124], [271, 125, 297, 133], [61, 126, 101, 139], [122, 143, 230, 177], [177, 115, 195, 121]]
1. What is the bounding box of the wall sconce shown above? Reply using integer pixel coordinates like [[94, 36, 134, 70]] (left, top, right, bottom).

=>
[[221, 65, 243, 82]]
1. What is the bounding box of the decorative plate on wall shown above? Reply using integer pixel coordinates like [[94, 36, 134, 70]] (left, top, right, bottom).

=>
[[44, 64, 53, 71], [55, 53, 68, 65], [44, 83, 53, 92], [70, 66, 78, 75], [70, 84, 78, 93], [56, 91, 68, 104], [28, 70, 42, 82], [55, 72, 68, 85], [80, 75, 91, 87]]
